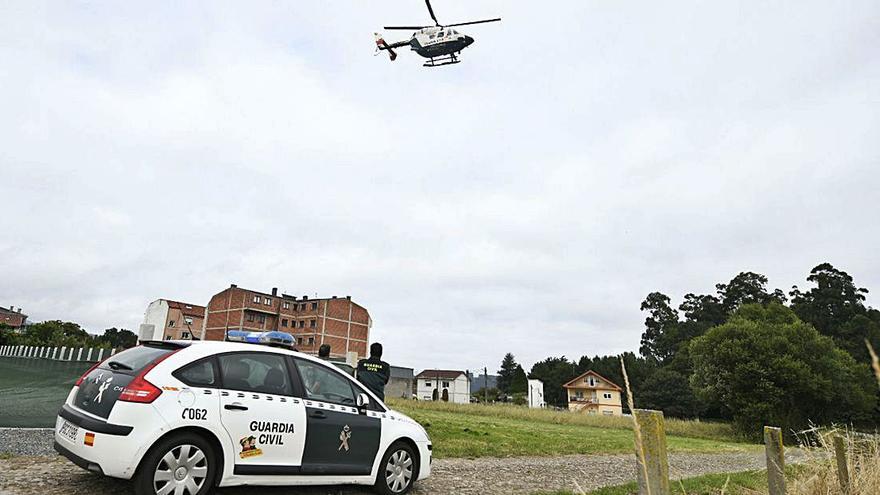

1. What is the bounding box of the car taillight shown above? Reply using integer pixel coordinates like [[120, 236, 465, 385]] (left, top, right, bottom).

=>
[[75, 360, 104, 386], [119, 375, 162, 403], [118, 349, 179, 404]]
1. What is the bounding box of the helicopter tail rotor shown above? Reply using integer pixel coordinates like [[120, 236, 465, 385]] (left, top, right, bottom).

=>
[[374, 33, 398, 61]]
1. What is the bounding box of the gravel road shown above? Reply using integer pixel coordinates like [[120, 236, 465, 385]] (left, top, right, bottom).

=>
[[0, 428, 797, 495]]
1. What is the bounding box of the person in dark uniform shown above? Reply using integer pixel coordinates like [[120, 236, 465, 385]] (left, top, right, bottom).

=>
[[356, 342, 390, 401], [318, 344, 331, 360]]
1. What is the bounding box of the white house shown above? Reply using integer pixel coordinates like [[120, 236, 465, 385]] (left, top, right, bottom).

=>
[[415, 370, 471, 404], [527, 379, 545, 408], [140, 299, 206, 342]]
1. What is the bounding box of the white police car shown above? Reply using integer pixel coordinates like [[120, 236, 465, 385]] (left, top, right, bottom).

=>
[[53, 339, 431, 495]]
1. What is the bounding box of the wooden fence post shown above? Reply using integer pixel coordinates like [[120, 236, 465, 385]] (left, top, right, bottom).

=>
[[764, 426, 786, 495], [833, 434, 849, 494], [634, 409, 671, 495]]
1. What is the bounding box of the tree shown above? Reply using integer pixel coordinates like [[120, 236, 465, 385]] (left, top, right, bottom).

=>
[[679, 293, 726, 327], [639, 292, 681, 363], [528, 357, 576, 408], [638, 367, 702, 418], [789, 263, 879, 361], [690, 303, 876, 438], [496, 353, 519, 394], [715, 271, 785, 314], [99, 328, 138, 349], [510, 364, 528, 394], [19, 321, 92, 347]]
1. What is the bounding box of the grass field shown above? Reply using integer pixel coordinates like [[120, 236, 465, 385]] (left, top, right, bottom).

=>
[[387, 399, 755, 458]]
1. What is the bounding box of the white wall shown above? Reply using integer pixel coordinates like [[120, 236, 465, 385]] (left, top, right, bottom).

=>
[[528, 379, 545, 408], [141, 299, 169, 341]]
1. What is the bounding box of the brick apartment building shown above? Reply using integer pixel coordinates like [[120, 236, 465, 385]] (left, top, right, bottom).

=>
[[202, 284, 371, 359], [140, 299, 206, 341], [0, 305, 28, 330]]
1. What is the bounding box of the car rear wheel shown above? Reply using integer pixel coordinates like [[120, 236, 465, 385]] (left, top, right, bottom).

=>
[[134, 433, 216, 495], [374, 441, 417, 495]]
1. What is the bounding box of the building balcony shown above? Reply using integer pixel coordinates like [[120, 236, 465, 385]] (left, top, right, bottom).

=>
[[569, 397, 598, 405]]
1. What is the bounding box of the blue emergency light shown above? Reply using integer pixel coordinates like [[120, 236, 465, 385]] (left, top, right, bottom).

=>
[[226, 329, 295, 348]]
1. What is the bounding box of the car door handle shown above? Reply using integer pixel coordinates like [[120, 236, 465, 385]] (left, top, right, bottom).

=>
[[309, 410, 326, 419], [224, 403, 248, 411]]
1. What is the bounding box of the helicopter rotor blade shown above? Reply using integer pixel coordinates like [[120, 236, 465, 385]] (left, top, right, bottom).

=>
[[444, 18, 502, 28], [383, 25, 430, 30], [425, 0, 440, 26]]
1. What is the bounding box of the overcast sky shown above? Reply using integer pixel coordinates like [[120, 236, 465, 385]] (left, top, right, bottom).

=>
[[1, 1, 878, 372]]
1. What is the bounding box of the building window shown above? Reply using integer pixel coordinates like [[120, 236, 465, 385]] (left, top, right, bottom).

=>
[[184, 305, 192, 309], [603, 393, 612, 399], [299, 303, 306, 310], [252, 295, 261, 303], [311, 302, 318, 310], [587, 376, 596, 386], [246, 313, 255, 322], [425, 382, 432, 387], [282, 319, 288, 327], [283, 302, 290, 310], [299, 320, 305, 328], [181, 332, 190, 339], [442, 381, 449, 388], [602, 410, 613, 416], [309, 319, 316, 328], [575, 391, 584, 398], [165, 336, 172, 340], [297, 337, 303, 345], [264, 297, 271, 305], [258, 315, 266, 324], [168, 320, 175, 327], [307, 337, 314, 345]]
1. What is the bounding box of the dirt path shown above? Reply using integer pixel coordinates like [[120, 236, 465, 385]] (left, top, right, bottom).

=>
[[0, 449, 805, 495]]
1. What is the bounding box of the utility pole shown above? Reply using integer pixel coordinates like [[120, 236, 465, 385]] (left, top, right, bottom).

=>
[[484, 366, 488, 403]]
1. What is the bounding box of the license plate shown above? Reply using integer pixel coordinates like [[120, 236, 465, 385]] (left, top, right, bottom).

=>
[[59, 420, 78, 443]]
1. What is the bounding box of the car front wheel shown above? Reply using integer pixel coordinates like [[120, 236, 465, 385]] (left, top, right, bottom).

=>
[[374, 441, 417, 495], [133, 432, 216, 495]]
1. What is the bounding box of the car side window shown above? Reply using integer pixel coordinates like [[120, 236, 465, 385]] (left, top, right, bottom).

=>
[[294, 358, 356, 406], [218, 353, 292, 396], [173, 357, 218, 388]]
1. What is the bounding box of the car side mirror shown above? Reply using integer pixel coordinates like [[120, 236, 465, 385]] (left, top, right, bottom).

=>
[[357, 393, 370, 409]]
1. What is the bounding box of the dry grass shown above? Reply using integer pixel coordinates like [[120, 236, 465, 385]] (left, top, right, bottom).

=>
[[787, 427, 880, 495]]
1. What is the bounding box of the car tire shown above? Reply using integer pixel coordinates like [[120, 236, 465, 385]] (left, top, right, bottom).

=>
[[374, 441, 418, 495], [133, 432, 217, 495]]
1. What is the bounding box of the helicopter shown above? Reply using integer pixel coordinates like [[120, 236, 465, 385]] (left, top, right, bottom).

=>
[[374, 0, 500, 67]]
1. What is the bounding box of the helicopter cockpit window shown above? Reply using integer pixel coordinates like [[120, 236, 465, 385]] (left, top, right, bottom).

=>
[[437, 31, 444, 37]]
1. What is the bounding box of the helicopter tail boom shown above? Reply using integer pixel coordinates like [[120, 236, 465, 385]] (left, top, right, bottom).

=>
[[374, 33, 403, 61]]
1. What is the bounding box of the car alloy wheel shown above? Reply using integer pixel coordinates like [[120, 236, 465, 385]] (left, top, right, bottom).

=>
[[384, 448, 414, 493], [153, 444, 209, 495]]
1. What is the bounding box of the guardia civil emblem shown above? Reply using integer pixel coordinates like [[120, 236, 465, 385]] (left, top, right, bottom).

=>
[[338, 425, 352, 452]]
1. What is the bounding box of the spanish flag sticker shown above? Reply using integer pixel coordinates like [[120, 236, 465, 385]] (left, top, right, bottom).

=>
[[84, 432, 95, 447]]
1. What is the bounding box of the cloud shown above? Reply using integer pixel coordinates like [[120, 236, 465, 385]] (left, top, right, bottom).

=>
[[1, 0, 879, 372]]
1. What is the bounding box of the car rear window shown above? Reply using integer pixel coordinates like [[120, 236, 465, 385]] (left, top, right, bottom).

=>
[[100, 345, 176, 374]]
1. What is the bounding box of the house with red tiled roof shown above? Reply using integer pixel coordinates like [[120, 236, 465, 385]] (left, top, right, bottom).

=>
[[562, 370, 623, 415], [0, 305, 28, 331], [415, 369, 471, 403]]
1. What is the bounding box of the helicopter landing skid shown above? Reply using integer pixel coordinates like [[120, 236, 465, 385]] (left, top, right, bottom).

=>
[[423, 55, 460, 67]]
